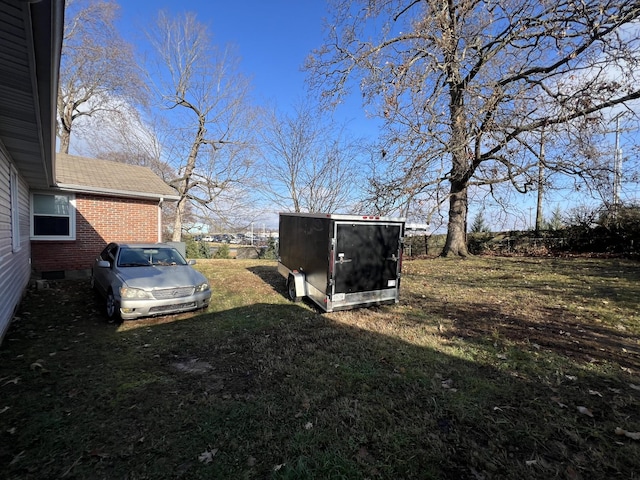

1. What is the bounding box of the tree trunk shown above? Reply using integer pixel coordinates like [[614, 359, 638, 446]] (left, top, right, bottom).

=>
[[441, 179, 470, 257], [57, 94, 72, 154], [59, 131, 71, 155], [172, 195, 186, 242], [441, 80, 470, 257], [171, 111, 206, 242]]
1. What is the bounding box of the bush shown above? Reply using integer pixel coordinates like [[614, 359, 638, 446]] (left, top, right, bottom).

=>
[[467, 232, 493, 255], [213, 243, 230, 259], [258, 238, 278, 260], [564, 203, 640, 255], [186, 239, 211, 259]]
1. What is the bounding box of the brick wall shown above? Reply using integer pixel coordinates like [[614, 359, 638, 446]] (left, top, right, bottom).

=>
[[31, 193, 159, 274]]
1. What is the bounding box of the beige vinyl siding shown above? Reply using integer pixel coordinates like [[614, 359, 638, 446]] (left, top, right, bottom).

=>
[[0, 144, 32, 343]]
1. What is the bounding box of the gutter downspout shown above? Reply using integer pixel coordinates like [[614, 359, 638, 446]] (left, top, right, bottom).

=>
[[158, 197, 164, 242]]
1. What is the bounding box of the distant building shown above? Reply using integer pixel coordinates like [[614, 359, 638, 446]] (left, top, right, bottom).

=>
[[405, 223, 429, 236]]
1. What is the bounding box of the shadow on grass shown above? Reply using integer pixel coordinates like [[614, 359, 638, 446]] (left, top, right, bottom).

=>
[[247, 264, 287, 298], [1, 276, 639, 479], [246, 264, 327, 313]]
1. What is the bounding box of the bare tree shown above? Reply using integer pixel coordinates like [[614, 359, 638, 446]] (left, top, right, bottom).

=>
[[146, 11, 257, 241], [307, 0, 640, 256], [83, 107, 188, 234], [258, 100, 363, 213], [57, 0, 147, 154]]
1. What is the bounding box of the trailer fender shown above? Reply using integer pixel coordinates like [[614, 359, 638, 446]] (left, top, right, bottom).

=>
[[287, 272, 305, 302]]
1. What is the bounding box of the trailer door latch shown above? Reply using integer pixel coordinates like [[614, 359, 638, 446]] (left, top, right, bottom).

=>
[[337, 253, 352, 264]]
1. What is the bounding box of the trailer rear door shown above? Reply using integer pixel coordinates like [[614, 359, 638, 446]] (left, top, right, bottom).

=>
[[334, 222, 402, 294]]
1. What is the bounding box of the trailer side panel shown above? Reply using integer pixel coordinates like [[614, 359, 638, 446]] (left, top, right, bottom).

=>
[[278, 214, 331, 295]]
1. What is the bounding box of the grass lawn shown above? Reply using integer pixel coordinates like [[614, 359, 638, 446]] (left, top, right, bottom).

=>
[[1, 256, 639, 479]]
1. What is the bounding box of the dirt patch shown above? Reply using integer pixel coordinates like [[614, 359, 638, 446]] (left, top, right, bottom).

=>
[[171, 359, 214, 374]]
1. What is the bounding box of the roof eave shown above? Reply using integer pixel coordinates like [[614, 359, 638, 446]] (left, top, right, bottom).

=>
[[54, 183, 180, 202], [28, 0, 65, 188]]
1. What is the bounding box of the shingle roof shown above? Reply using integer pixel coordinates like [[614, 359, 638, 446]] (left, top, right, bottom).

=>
[[55, 153, 179, 200]]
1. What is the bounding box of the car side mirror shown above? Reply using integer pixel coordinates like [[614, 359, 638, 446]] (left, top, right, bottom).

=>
[[188, 259, 196, 265], [97, 260, 110, 268]]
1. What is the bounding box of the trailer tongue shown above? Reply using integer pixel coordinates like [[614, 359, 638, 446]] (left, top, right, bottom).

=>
[[277, 212, 405, 312]]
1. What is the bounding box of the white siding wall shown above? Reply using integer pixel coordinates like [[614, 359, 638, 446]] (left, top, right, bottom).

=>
[[0, 143, 32, 343]]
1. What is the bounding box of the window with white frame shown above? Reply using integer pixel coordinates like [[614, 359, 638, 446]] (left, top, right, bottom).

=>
[[10, 166, 20, 251], [30, 193, 76, 240]]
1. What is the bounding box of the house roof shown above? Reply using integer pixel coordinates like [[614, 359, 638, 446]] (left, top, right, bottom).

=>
[[55, 153, 180, 201], [0, 0, 64, 189]]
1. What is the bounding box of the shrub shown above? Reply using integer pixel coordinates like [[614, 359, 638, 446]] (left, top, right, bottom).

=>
[[213, 243, 230, 259], [186, 239, 211, 259], [259, 238, 278, 260]]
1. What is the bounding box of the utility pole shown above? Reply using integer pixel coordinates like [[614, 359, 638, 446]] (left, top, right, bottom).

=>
[[535, 126, 545, 234], [613, 115, 622, 216]]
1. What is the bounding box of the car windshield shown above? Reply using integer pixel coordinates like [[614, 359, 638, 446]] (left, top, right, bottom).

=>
[[117, 247, 188, 267]]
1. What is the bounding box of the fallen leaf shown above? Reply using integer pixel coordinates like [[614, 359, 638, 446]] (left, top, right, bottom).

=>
[[0, 406, 9, 414], [577, 406, 593, 417], [588, 389, 602, 397], [3, 377, 20, 386], [551, 397, 567, 408], [565, 375, 577, 381], [273, 463, 286, 471], [615, 427, 640, 440], [30, 362, 43, 371], [441, 379, 454, 389], [629, 384, 640, 392], [304, 422, 313, 430], [198, 447, 218, 464]]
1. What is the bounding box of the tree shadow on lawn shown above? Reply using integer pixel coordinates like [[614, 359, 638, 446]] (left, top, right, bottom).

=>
[[1, 279, 640, 479]]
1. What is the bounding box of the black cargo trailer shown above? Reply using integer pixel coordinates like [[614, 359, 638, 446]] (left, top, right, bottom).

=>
[[277, 212, 405, 312]]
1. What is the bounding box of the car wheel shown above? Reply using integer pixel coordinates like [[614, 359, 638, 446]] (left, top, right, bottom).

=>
[[287, 276, 300, 302], [105, 289, 122, 322]]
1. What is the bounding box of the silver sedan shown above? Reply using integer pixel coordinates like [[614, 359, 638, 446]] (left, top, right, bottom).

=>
[[91, 242, 211, 321]]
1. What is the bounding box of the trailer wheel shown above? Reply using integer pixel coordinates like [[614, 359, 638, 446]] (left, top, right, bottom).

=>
[[287, 276, 301, 302]]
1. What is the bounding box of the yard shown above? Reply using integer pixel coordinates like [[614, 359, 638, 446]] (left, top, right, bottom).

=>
[[1, 256, 639, 479]]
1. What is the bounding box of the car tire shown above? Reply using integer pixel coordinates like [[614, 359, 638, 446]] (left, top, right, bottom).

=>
[[105, 289, 122, 323]]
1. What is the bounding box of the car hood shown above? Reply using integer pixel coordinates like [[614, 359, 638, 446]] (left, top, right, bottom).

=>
[[118, 266, 207, 290]]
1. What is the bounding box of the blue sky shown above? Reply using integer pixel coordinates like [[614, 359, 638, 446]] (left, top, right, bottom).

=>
[[117, 0, 368, 124], [113, 0, 639, 231], [114, 0, 384, 230]]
